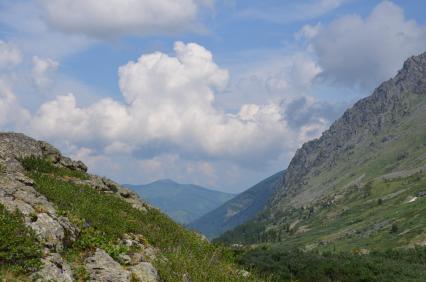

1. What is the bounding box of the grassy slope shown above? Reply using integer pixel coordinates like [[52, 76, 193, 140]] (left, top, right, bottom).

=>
[[218, 93, 426, 247], [21, 157, 265, 282]]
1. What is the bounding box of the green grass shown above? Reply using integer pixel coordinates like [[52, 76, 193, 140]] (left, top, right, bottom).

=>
[[23, 158, 262, 282], [0, 204, 42, 274]]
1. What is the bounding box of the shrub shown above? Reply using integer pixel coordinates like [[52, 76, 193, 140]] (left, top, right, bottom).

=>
[[390, 223, 399, 234], [0, 204, 42, 273], [20, 157, 88, 179]]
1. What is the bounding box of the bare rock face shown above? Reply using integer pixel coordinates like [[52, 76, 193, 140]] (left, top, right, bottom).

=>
[[85, 249, 131, 282]]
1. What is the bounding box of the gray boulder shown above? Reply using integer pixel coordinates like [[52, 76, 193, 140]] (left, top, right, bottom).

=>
[[85, 249, 131, 282], [129, 262, 160, 282]]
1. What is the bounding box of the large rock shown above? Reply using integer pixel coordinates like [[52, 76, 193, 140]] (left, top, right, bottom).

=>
[[0, 133, 86, 173], [33, 253, 74, 282], [85, 249, 131, 282], [129, 262, 160, 282]]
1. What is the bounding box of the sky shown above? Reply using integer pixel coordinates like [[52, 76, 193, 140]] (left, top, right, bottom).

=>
[[0, 0, 425, 193]]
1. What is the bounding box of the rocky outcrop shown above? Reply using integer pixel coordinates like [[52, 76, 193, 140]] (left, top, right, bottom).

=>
[[85, 249, 131, 282], [34, 253, 74, 282], [129, 262, 160, 282], [0, 134, 84, 280], [0, 133, 155, 281]]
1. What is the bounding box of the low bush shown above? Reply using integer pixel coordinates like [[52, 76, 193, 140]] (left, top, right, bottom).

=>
[[0, 204, 42, 274], [21, 157, 88, 180]]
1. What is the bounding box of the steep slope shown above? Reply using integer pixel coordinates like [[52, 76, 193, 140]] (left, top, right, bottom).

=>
[[190, 171, 283, 239], [218, 52, 426, 250], [0, 133, 260, 281], [124, 180, 234, 224]]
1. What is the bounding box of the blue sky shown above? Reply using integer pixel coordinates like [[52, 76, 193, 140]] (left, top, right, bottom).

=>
[[0, 0, 425, 192]]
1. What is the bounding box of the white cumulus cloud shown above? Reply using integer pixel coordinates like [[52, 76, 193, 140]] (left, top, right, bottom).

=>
[[301, 1, 426, 90], [29, 42, 327, 166], [38, 0, 210, 38]]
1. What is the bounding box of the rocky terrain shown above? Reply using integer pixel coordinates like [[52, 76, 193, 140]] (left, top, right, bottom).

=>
[[218, 52, 426, 249], [0, 133, 159, 281], [0, 133, 256, 281]]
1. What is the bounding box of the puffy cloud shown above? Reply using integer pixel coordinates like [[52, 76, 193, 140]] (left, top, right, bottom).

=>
[[32, 56, 59, 88], [38, 0, 210, 38], [30, 93, 131, 144], [29, 42, 329, 167], [301, 1, 426, 89], [0, 41, 22, 68]]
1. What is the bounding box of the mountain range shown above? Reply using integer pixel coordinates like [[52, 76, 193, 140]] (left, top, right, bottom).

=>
[[124, 180, 234, 224]]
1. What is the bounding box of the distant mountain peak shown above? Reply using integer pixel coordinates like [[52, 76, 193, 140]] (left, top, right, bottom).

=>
[[155, 178, 178, 185]]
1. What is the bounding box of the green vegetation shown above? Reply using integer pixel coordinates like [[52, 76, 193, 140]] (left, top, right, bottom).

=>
[[21, 157, 88, 180], [22, 157, 261, 281], [0, 204, 42, 276], [236, 247, 426, 282], [218, 94, 426, 247], [219, 171, 426, 251]]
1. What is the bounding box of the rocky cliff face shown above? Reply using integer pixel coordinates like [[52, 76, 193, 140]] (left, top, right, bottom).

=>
[[273, 52, 426, 209], [0, 133, 158, 281]]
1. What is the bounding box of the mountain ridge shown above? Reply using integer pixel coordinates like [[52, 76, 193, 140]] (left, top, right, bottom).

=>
[[124, 180, 234, 224], [189, 171, 283, 239], [217, 51, 426, 249]]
